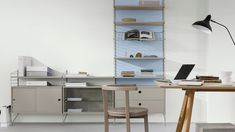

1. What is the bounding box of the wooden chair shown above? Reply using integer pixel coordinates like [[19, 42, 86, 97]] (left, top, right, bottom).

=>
[[102, 84, 149, 132]]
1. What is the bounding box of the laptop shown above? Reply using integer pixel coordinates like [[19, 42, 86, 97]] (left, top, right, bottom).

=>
[[174, 64, 195, 80], [157, 64, 195, 83]]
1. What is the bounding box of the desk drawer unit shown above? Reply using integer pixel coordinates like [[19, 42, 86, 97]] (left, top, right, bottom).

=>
[[115, 86, 164, 100], [115, 85, 165, 113]]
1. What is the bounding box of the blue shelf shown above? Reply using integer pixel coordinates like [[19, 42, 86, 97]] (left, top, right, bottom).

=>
[[114, 0, 164, 85]]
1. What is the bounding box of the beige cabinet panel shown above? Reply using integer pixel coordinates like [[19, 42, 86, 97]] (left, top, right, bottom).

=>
[[36, 87, 62, 114], [115, 100, 164, 113], [115, 86, 165, 100], [12, 88, 36, 113]]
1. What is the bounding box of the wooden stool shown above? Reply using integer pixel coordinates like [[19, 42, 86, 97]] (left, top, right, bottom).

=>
[[102, 84, 149, 132]]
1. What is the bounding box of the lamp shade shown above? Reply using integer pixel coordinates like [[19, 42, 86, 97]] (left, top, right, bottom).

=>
[[192, 15, 212, 34]]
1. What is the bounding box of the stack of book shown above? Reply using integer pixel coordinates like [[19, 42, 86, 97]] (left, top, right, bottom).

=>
[[196, 75, 221, 83], [65, 82, 87, 87], [121, 71, 135, 77], [11, 71, 18, 87], [26, 81, 50, 86], [141, 69, 154, 76], [26, 66, 52, 77]]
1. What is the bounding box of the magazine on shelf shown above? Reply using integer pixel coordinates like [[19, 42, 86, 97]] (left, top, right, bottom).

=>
[[124, 29, 155, 41]]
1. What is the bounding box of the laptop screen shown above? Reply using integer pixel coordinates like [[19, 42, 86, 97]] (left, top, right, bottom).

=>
[[174, 64, 195, 80]]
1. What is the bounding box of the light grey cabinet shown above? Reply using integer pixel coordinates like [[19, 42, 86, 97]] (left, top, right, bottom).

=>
[[12, 88, 36, 113], [36, 87, 62, 114], [12, 86, 62, 114]]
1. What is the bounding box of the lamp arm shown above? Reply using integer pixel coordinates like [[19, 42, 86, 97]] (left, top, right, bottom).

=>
[[210, 19, 235, 45]]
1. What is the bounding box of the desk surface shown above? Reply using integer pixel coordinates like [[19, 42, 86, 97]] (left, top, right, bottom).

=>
[[155, 81, 235, 91]]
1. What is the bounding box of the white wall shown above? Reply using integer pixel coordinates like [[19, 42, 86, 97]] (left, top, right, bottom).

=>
[[0, 0, 213, 123], [164, 0, 209, 122], [0, 0, 114, 108], [206, 0, 235, 123]]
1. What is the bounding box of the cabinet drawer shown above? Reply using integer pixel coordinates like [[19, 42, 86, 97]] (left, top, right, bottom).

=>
[[115, 86, 165, 100], [115, 100, 164, 113]]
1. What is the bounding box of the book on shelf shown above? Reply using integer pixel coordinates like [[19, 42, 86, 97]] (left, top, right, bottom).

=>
[[26, 81, 51, 86], [139, 0, 161, 7], [141, 69, 154, 72], [67, 98, 82, 101], [140, 69, 154, 76], [121, 71, 135, 77], [65, 82, 87, 87], [67, 108, 83, 113], [26, 66, 53, 77], [124, 29, 155, 41], [143, 55, 159, 58]]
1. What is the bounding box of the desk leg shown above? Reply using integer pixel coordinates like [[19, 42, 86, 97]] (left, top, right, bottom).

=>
[[183, 90, 195, 132], [176, 91, 189, 132]]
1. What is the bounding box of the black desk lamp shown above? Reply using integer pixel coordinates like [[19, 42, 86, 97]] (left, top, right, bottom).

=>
[[192, 15, 235, 45]]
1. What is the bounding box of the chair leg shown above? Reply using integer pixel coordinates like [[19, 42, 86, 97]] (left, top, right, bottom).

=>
[[126, 118, 131, 132], [144, 115, 149, 132], [126, 117, 130, 132], [104, 115, 109, 132]]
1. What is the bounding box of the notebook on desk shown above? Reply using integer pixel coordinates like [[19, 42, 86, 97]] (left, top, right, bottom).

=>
[[157, 64, 195, 84]]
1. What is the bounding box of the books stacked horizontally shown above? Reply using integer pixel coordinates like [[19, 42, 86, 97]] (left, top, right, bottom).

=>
[[65, 82, 87, 87], [196, 75, 221, 83], [26, 81, 51, 86], [140, 69, 154, 76], [11, 71, 18, 87], [121, 71, 135, 77], [26, 66, 52, 77], [124, 29, 155, 41]]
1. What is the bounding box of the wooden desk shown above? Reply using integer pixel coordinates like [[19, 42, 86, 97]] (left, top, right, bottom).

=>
[[155, 81, 235, 132]]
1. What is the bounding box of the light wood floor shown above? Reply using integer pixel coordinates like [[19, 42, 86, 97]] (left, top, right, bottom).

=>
[[0, 123, 196, 132]]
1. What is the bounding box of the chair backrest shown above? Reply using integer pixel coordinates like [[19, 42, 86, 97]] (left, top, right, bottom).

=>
[[102, 84, 138, 118]]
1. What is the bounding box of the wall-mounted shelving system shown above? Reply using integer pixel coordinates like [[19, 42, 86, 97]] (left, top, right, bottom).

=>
[[114, 0, 165, 114], [10, 0, 166, 123]]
